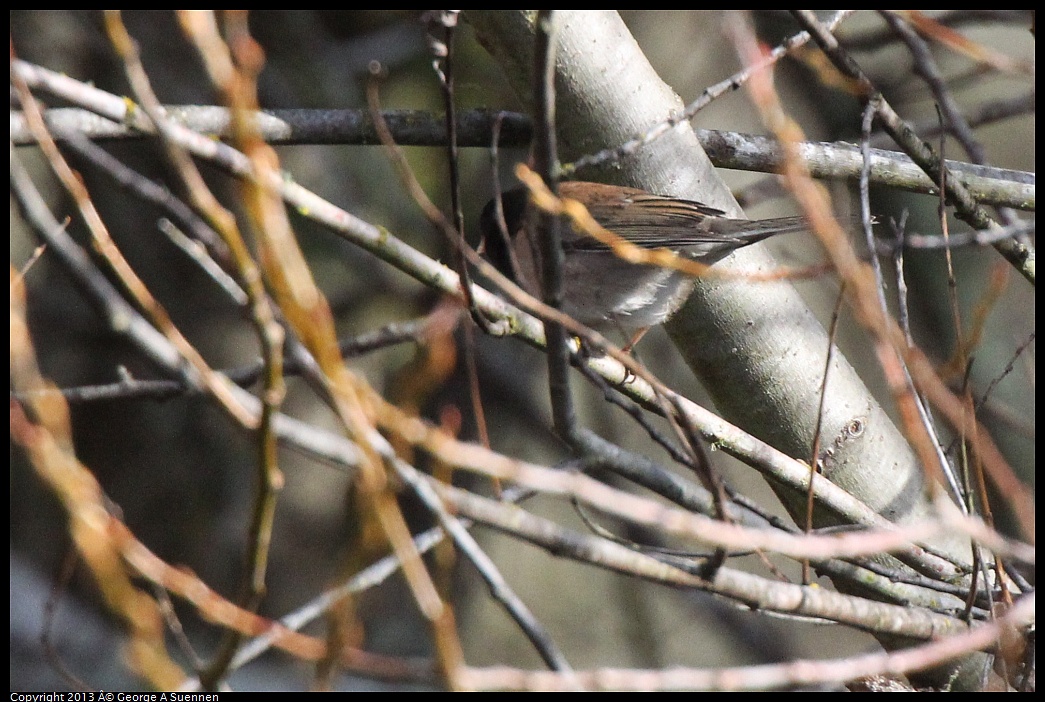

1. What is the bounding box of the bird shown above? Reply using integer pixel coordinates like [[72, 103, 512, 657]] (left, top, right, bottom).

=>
[[479, 181, 814, 338]]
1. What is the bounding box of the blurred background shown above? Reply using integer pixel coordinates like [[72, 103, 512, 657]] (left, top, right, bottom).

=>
[[10, 11, 1034, 691]]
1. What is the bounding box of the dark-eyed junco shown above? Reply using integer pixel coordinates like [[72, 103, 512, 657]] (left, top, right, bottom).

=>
[[480, 181, 812, 334]]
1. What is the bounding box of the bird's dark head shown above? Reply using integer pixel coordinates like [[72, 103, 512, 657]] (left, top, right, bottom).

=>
[[479, 188, 530, 282]]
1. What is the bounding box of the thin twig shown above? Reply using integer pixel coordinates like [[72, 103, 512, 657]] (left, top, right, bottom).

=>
[[14, 104, 1034, 211]]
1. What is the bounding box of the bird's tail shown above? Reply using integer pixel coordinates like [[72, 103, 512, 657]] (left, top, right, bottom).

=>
[[712, 215, 810, 244], [714, 213, 864, 247]]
